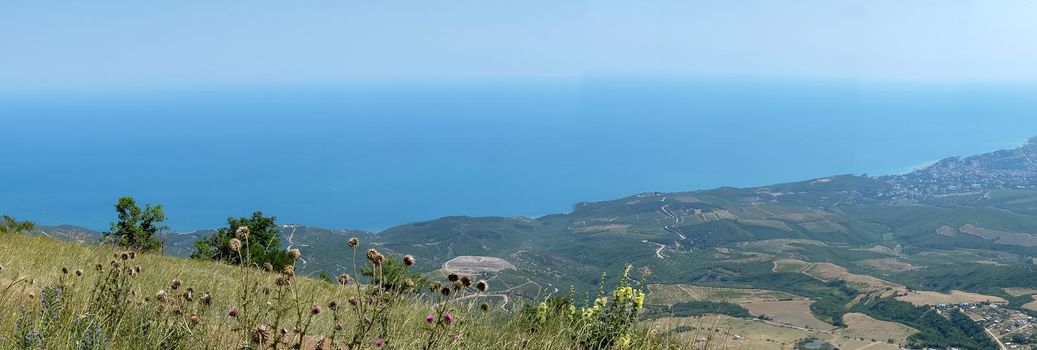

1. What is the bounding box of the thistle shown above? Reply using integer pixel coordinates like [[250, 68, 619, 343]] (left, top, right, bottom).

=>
[[287, 248, 301, 261], [366, 248, 384, 265], [476, 280, 489, 292], [348, 237, 359, 248], [403, 254, 415, 266], [229, 238, 242, 253], [235, 226, 250, 239], [337, 273, 350, 285]]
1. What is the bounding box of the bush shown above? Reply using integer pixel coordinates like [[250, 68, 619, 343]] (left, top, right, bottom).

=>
[[190, 211, 293, 271]]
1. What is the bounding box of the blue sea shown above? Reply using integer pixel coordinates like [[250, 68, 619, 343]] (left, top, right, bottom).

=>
[[3, 79, 1037, 232]]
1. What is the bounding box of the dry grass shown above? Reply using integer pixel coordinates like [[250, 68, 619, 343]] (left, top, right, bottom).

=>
[[838, 313, 917, 345], [738, 300, 835, 331], [895, 290, 1007, 306], [0, 234, 680, 349], [647, 284, 798, 306], [649, 315, 901, 350]]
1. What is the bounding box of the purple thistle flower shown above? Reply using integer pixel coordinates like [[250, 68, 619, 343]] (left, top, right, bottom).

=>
[[374, 338, 384, 347], [228, 307, 238, 317], [443, 312, 454, 325], [426, 314, 435, 323]]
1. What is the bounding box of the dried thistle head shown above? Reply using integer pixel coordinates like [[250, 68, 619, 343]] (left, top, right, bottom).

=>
[[476, 280, 489, 292], [274, 274, 291, 286], [348, 296, 358, 306], [229, 238, 242, 253], [263, 262, 273, 272], [235, 226, 250, 240], [460, 275, 472, 287], [61, 267, 69, 274], [405, 279, 415, 289], [156, 290, 167, 302], [447, 273, 460, 282], [403, 255, 415, 266], [440, 286, 452, 296], [337, 273, 351, 285], [190, 314, 199, 325], [201, 292, 212, 305], [250, 324, 271, 345], [348, 237, 359, 248], [282, 265, 295, 277], [75, 269, 83, 277], [170, 279, 182, 290], [120, 252, 130, 261], [453, 281, 464, 291], [287, 248, 301, 261], [366, 249, 384, 266], [328, 300, 338, 310], [310, 304, 322, 315]]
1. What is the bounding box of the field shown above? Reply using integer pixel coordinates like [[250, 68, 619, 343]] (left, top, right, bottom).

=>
[[648, 284, 800, 306], [772, 258, 810, 273], [0, 234, 673, 349], [895, 290, 1007, 306], [802, 262, 904, 293], [739, 300, 835, 331], [649, 315, 902, 350], [838, 313, 917, 345], [1004, 287, 1037, 297]]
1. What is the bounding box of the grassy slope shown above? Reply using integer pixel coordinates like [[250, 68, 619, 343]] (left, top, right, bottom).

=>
[[0, 234, 676, 349]]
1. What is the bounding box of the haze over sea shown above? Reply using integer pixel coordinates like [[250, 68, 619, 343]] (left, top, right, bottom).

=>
[[3, 78, 1037, 232]]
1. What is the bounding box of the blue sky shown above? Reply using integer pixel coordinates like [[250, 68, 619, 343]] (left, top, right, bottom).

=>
[[3, 1, 1037, 91]]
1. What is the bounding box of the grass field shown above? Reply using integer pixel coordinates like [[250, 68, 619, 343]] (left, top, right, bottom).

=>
[[895, 290, 1007, 306], [648, 284, 799, 306], [0, 234, 675, 349], [738, 300, 835, 331], [649, 315, 902, 350], [838, 313, 917, 345]]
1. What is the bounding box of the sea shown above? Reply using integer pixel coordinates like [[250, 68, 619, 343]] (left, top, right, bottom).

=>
[[3, 78, 1037, 232]]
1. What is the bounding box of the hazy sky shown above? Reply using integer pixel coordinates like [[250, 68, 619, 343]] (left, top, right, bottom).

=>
[[4, 1, 1037, 91]]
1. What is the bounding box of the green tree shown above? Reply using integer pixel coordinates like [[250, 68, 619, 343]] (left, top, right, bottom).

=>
[[191, 211, 293, 270], [0, 215, 35, 234], [102, 197, 167, 252], [361, 257, 428, 291]]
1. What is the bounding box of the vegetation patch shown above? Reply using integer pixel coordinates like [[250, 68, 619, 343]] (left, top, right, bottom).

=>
[[895, 290, 1006, 306]]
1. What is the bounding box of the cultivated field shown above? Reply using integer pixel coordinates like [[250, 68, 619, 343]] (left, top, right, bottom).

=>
[[739, 300, 835, 331], [838, 313, 917, 345], [648, 284, 800, 306], [896, 290, 1007, 306], [649, 315, 902, 350]]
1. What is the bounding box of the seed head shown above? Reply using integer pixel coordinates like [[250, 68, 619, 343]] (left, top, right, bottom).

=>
[[229, 238, 242, 252], [287, 248, 301, 261], [328, 300, 338, 310], [440, 286, 451, 296], [201, 292, 212, 305], [348, 237, 360, 248], [275, 274, 291, 286], [190, 314, 199, 325], [477, 280, 489, 292], [120, 252, 130, 261], [235, 226, 250, 239], [228, 307, 238, 317], [263, 262, 273, 272], [250, 324, 271, 345], [447, 273, 459, 282], [337, 273, 350, 285], [460, 275, 472, 287], [156, 290, 167, 302], [480, 302, 490, 311], [403, 255, 415, 266], [170, 279, 182, 290], [129, 251, 136, 259], [134, 266, 141, 274], [453, 281, 464, 291], [61, 266, 68, 274], [405, 279, 415, 289], [348, 296, 358, 306], [282, 265, 295, 277], [366, 249, 384, 265], [310, 304, 322, 315]]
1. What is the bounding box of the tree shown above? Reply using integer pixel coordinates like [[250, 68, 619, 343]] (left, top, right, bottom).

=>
[[191, 211, 293, 270], [0, 215, 35, 234], [360, 256, 429, 291], [102, 197, 167, 252]]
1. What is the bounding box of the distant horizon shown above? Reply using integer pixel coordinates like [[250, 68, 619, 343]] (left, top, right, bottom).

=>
[[5, 79, 1035, 233]]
